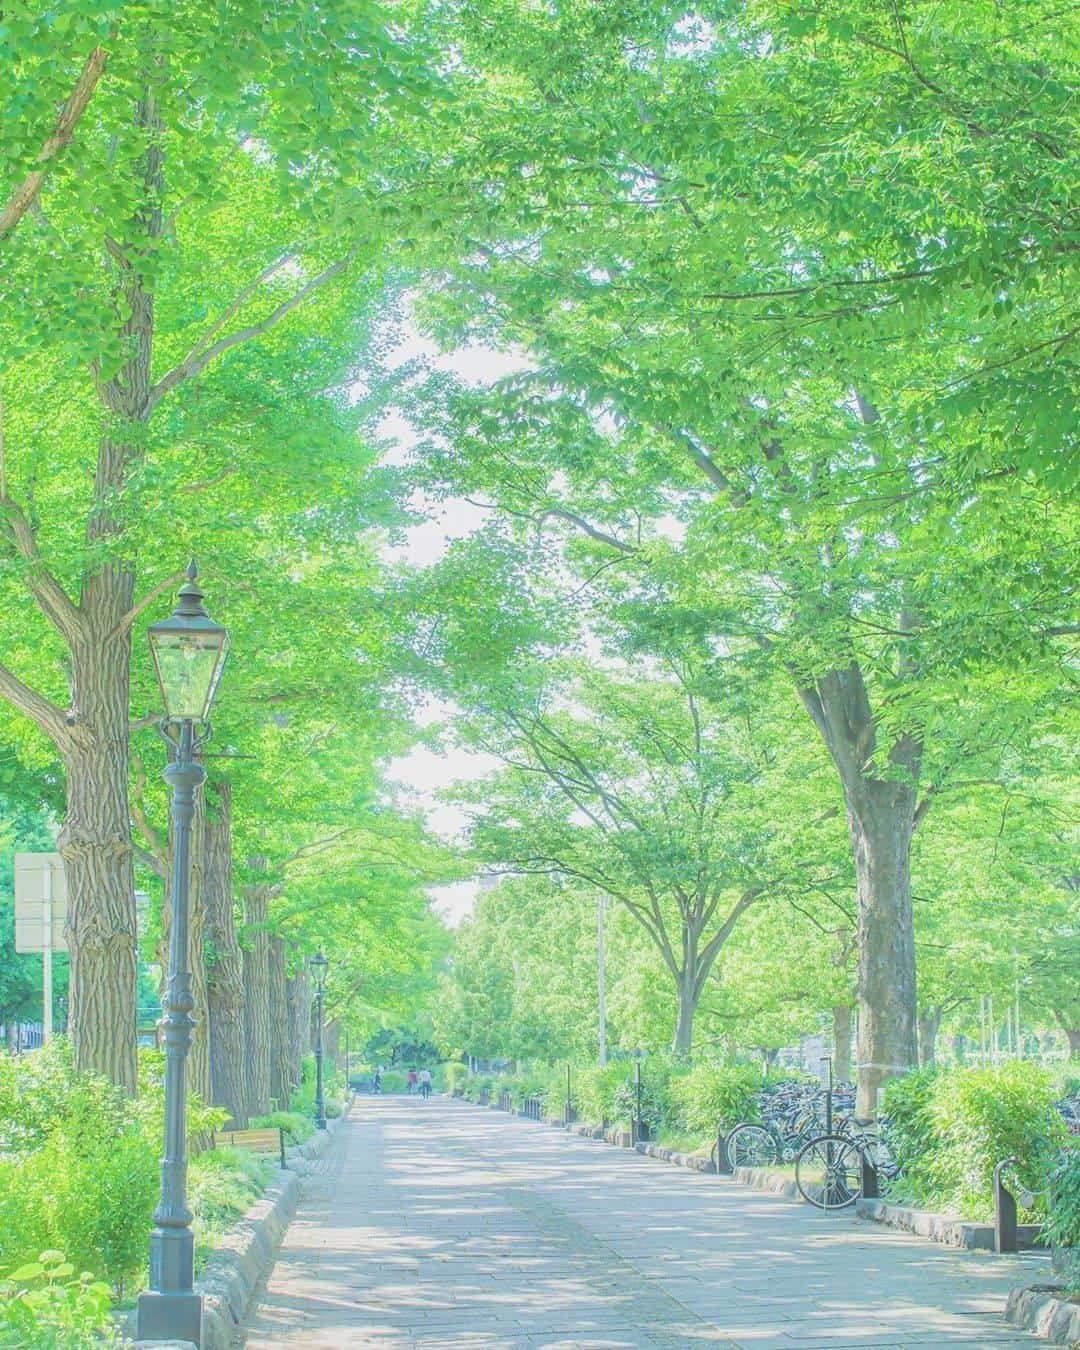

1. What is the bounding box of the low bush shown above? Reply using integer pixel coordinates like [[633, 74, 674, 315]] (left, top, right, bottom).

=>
[[883, 1062, 1067, 1220], [249, 1109, 315, 1145], [378, 1070, 408, 1094], [462, 1075, 496, 1103], [188, 1147, 270, 1270], [0, 1251, 121, 1349], [667, 1061, 764, 1136], [1044, 1149, 1080, 1278], [440, 1062, 468, 1095], [574, 1064, 631, 1126], [0, 1042, 229, 1300]]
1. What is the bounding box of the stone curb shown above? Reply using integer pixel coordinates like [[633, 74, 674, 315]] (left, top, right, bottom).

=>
[[473, 1100, 724, 1177], [855, 1197, 1042, 1252], [1004, 1284, 1080, 1345], [732, 1164, 800, 1201], [131, 1105, 349, 1349], [635, 1140, 716, 1173]]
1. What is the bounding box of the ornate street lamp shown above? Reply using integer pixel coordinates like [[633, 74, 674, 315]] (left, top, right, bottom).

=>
[[136, 563, 229, 1348], [311, 951, 329, 1131]]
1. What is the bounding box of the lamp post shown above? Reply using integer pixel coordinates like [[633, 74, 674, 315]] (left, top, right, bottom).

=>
[[136, 563, 229, 1348], [311, 951, 328, 1131]]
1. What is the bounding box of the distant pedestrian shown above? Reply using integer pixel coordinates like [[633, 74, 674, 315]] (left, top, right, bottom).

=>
[[407, 1068, 418, 1095], [372, 1066, 382, 1094], [418, 1067, 432, 1100]]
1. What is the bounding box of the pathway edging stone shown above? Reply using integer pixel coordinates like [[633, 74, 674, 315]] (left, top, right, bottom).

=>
[[856, 1196, 1043, 1252], [1004, 1283, 1080, 1345], [129, 1106, 349, 1350]]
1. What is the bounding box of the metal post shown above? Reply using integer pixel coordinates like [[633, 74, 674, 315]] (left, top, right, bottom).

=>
[[565, 1063, 572, 1127], [823, 1054, 833, 1135], [137, 718, 204, 1347], [314, 985, 327, 1130], [598, 896, 607, 1067], [633, 1058, 642, 1145], [344, 1027, 349, 1092], [994, 1159, 1018, 1253], [42, 862, 53, 1042]]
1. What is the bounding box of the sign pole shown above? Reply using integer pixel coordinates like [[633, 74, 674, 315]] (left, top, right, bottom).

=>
[[42, 862, 53, 1042]]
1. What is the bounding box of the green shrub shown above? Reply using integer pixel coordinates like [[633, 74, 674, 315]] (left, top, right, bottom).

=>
[[463, 1075, 495, 1102], [574, 1064, 631, 1126], [440, 1062, 468, 1095], [668, 1061, 763, 1135], [379, 1071, 408, 1094], [188, 1147, 269, 1270], [883, 1062, 1066, 1220], [1044, 1149, 1080, 1264], [0, 1251, 121, 1349], [249, 1110, 314, 1145]]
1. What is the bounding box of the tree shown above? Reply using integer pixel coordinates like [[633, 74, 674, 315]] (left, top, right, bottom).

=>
[[0, 0, 448, 1090], [381, 0, 1078, 1110]]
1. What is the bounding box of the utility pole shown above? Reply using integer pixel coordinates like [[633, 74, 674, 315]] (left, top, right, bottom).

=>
[[598, 895, 608, 1067]]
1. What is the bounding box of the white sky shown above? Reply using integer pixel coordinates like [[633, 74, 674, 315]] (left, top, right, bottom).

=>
[[377, 324, 527, 925]]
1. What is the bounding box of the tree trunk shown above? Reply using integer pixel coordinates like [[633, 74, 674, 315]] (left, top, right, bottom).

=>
[[286, 959, 311, 1091], [832, 1004, 853, 1083], [242, 872, 272, 1119], [204, 780, 246, 1126], [1067, 1027, 1080, 1060], [672, 965, 696, 1057], [800, 664, 920, 1119], [268, 936, 291, 1110], [918, 1008, 942, 1066], [59, 612, 138, 1095]]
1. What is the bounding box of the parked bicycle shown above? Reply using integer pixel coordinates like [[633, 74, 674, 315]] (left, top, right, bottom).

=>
[[794, 1117, 899, 1209], [722, 1080, 856, 1170]]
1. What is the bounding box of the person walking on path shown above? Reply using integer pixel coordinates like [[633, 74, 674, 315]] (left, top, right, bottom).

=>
[[407, 1068, 418, 1095], [418, 1066, 432, 1099]]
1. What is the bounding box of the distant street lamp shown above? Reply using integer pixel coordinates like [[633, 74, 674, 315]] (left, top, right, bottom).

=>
[[136, 563, 229, 1348], [312, 951, 329, 1131]]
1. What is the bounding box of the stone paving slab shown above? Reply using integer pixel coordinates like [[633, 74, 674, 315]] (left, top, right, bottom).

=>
[[239, 1098, 1046, 1349]]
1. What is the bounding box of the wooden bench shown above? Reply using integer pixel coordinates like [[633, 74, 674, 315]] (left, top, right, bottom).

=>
[[213, 1125, 287, 1169]]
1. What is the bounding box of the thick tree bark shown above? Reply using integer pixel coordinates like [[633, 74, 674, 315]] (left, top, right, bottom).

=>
[[54, 79, 164, 1094], [204, 780, 246, 1126], [242, 872, 272, 1119], [268, 936, 291, 1110], [58, 616, 139, 1093], [1066, 1027, 1080, 1060], [832, 1004, 853, 1083], [799, 663, 920, 1119], [286, 959, 311, 1090], [918, 1008, 942, 1066]]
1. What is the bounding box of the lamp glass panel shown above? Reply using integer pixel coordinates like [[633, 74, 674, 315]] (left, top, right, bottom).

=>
[[150, 632, 228, 720]]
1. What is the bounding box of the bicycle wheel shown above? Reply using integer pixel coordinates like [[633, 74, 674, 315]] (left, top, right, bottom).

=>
[[795, 1133, 863, 1209], [725, 1122, 778, 1170]]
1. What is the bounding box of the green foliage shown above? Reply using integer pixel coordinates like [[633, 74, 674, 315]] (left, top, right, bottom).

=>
[[0, 1043, 237, 1298], [248, 1110, 314, 1146], [668, 1062, 765, 1135], [0, 1251, 120, 1349], [188, 1148, 269, 1271], [439, 1062, 468, 1096], [574, 1065, 634, 1127], [1044, 1151, 1080, 1264], [378, 1071, 408, 1094], [883, 1063, 1067, 1219]]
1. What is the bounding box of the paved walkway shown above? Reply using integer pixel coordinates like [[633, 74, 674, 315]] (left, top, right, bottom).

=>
[[240, 1097, 1045, 1349]]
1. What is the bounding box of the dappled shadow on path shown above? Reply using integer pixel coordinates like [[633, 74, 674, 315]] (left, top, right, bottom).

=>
[[239, 1098, 1042, 1349]]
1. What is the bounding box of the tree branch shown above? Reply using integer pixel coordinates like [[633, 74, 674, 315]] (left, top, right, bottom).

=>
[[147, 252, 354, 411], [0, 46, 109, 240], [0, 660, 73, 747]]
